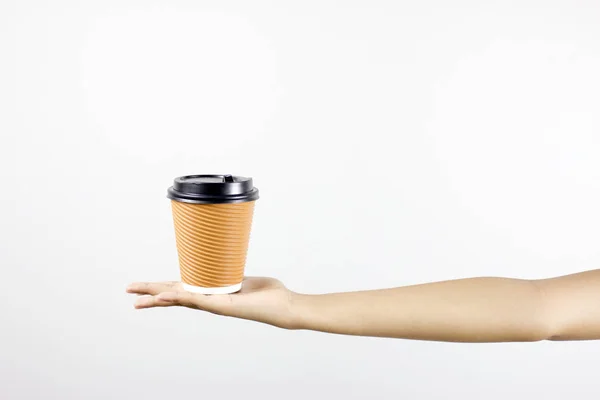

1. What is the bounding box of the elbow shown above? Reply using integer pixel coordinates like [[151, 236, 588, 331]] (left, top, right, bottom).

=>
[[525, 280, 559, 342], [522, 328, 553, 342], [511, 322, 554, 343]]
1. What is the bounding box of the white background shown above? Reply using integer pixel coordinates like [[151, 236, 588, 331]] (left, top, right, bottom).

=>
[[1, 1, 600, 399]]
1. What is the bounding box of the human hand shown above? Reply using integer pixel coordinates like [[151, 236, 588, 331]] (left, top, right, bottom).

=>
[[126, 277, 300, 329]]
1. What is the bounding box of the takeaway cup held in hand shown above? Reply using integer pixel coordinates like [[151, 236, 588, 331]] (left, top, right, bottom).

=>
[[167, 174, 259, 294]]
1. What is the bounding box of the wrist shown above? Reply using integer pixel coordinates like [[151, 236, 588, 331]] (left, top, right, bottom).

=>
[[287, 292, 317, 330]]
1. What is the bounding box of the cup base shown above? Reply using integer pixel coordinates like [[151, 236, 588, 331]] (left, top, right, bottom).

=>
[[182, 282, 242, 295]]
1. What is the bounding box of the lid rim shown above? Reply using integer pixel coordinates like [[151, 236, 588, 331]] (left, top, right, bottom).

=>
[[167, 187, 259, 204]]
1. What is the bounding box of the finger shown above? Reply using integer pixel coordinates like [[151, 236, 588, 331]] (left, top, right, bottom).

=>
[[156, 291, 199, 308], [126, 281, 180, 295], [156, 292, 233, 315], [134, 295, 179, 309]]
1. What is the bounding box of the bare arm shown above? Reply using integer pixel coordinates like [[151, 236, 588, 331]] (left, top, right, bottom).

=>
[[291, 270, 600, 342], [533, 270, 600, 341], [127, 270, 600, 343]]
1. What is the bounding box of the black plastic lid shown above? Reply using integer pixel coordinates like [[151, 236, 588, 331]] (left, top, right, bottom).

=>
[[167, 174, 259, 204]]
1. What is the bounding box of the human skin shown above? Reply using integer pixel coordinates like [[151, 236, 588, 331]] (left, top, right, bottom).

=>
[[126, 269, 600, 342]]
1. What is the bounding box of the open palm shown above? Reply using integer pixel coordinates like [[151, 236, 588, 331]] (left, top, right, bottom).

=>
[[126, 277, 297, 329]]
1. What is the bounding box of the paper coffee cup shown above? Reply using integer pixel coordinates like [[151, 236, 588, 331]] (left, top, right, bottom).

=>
[[167, 174, 259, 294]]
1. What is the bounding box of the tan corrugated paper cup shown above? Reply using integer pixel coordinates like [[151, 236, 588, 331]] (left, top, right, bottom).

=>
[[167, 175, 259, 294]]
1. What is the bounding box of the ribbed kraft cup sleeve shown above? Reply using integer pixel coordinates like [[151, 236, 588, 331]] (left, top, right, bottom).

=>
[[171, 200, 255, 288]]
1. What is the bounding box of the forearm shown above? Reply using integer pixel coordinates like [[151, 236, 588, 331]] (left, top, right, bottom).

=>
[[292, 277, 551, 342]]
